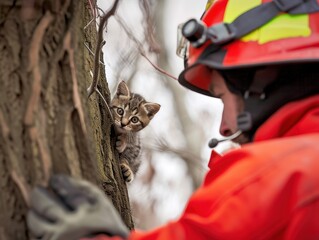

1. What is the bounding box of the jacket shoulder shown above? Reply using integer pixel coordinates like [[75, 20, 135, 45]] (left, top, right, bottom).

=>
[[187, 134, 319, 239]]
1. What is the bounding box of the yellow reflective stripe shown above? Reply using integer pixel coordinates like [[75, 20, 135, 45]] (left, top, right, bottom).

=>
[[224, 0, 261, 23], [205, 0, 214, 11], [223, 0, 311, 44], [256, 14, 310, 44], [224, 0, 261, 41]]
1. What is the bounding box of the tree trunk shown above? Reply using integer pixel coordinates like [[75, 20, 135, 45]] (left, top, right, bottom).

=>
[[0, 1, 133, 239]]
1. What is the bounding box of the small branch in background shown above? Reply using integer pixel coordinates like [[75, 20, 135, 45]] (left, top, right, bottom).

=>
[[97, 7, 106, 16], [146, 137, 205, 171], [140, 51, 177, 80], [139, 0, 161, 54], [87, 0, 120, 98], [115, 15, 177, 81]]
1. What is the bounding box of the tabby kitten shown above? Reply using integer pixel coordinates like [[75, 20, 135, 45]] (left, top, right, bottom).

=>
[[111, 81, 160, 182]]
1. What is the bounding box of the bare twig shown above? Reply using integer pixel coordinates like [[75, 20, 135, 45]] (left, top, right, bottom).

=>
[[89, 71, 114, 122], [96, 88, 114, 122], [84, 18, 95, 30], [87, 0, 120, 98], [84, 42, 105, 65], [114, 16, 142, 54], [150, 137, 204, 169], [84, 0, 97, 30], [97, 7, 106, 16], [139, 0, 161, 53], [115, 15, 177, 81], [87, 0, 97, 19], [140, 51, 177, 80]]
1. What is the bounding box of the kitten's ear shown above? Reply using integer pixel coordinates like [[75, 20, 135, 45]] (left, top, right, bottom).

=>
[[117, 81, 130, 98], [144, 103, 161, 119]]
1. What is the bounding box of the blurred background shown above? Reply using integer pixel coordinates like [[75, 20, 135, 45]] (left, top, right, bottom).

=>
[[96, 0, 235, 230]]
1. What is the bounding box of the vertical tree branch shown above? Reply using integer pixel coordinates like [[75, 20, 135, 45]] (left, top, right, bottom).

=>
[[87, 0, 120, 98]]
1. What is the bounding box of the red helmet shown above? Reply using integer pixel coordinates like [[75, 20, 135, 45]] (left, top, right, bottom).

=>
[[178, 0, 319, 96]]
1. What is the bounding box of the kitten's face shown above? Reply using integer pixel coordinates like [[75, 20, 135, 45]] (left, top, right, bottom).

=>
[[111, 81, 160, 132]]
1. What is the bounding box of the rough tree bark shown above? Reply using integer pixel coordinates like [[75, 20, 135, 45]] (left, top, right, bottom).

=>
[[0, 1, 133, 239]]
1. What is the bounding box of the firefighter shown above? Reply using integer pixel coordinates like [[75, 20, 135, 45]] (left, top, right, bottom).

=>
[[27, 0, 319, 239]]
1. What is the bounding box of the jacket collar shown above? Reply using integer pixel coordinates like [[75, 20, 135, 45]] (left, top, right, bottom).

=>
[[254, 95, 319, 142]]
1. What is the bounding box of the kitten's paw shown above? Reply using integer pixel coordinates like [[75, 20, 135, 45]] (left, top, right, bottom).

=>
[[116, 134, 127, 153], [120, 163, 134, 183]]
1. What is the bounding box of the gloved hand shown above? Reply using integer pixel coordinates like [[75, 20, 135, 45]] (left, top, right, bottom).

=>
[[27, 174, 129, 240]]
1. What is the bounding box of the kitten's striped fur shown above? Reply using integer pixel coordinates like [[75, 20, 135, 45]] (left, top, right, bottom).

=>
[[111, 81, 160, 182]]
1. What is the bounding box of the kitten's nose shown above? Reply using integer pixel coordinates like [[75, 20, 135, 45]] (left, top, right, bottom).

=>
[[121, 118, 129, 126]]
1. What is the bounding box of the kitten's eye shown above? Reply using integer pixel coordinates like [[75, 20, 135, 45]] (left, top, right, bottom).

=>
[[117, 108, 124, 116], [131, 116, 139, 123]]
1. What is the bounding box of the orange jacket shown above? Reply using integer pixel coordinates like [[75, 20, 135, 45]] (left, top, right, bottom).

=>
[[92, 95, 319, 240]]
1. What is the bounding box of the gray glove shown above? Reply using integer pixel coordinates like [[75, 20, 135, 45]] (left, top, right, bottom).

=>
[[27, 174, 129, 240]]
